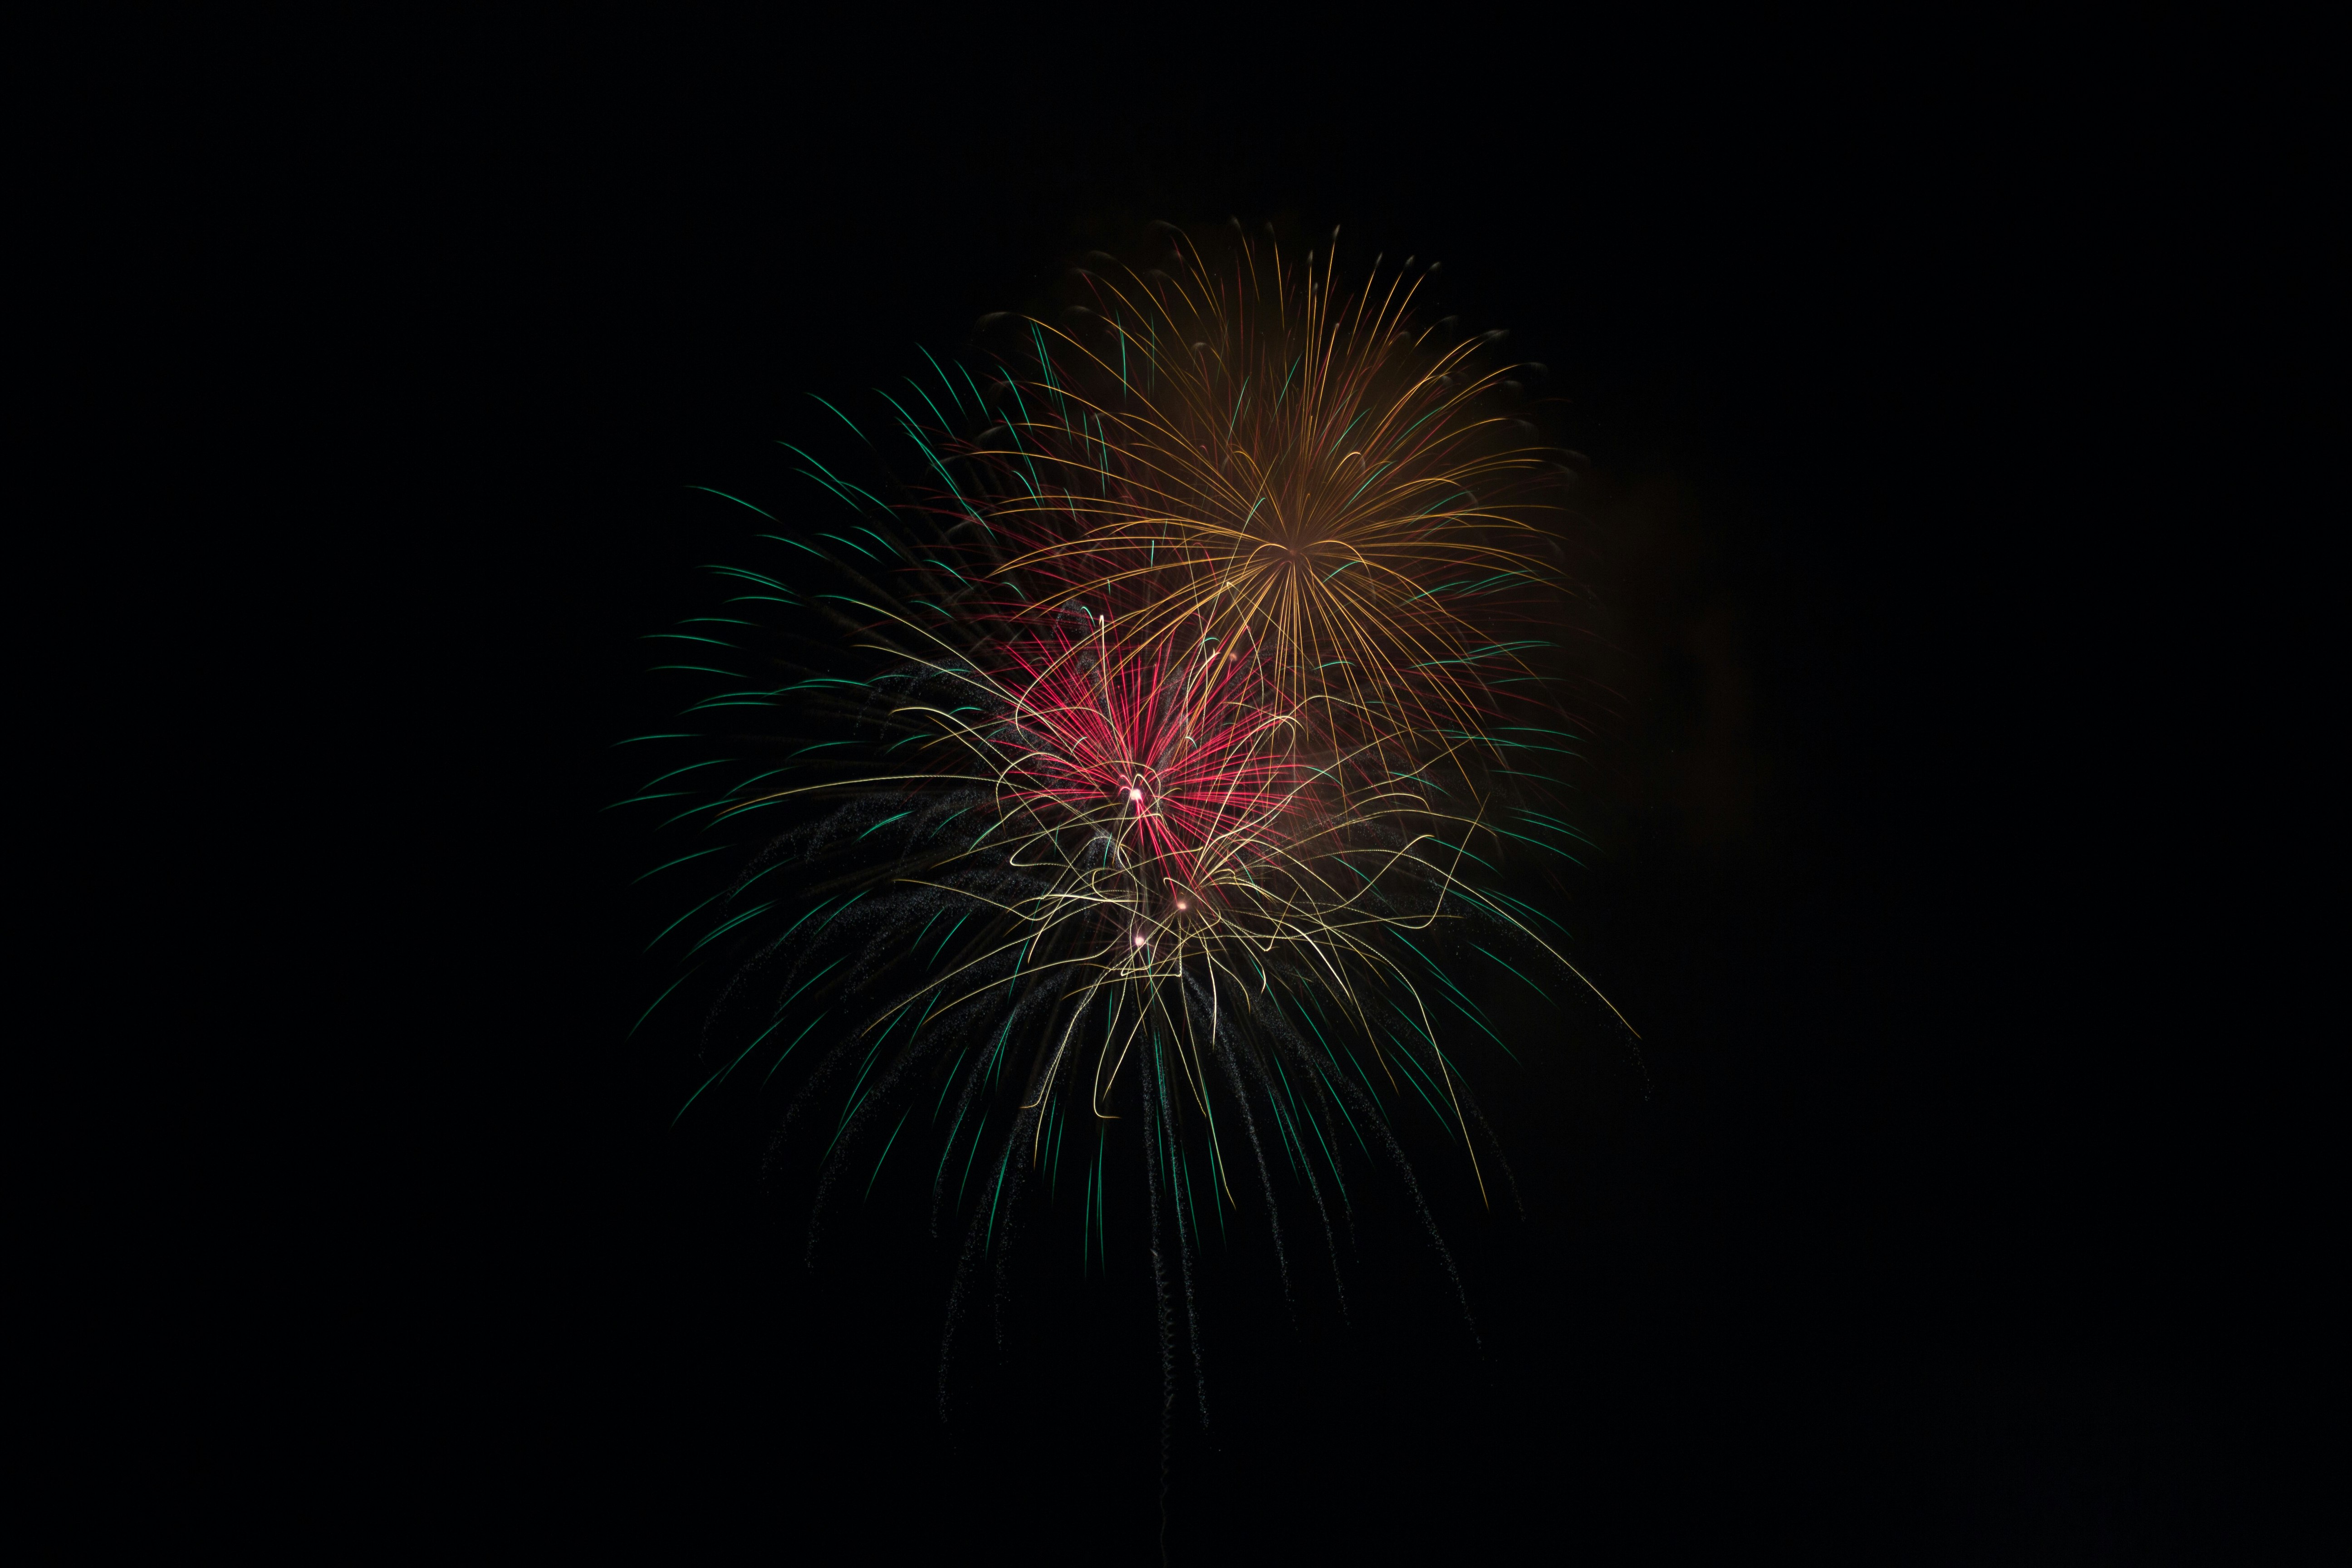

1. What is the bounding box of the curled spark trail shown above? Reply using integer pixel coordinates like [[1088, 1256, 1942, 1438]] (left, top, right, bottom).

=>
[[621, 223, 1635, 1425]]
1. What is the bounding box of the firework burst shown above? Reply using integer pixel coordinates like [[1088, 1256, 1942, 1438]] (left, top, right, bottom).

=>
[[621, 225, 1632, 1421]]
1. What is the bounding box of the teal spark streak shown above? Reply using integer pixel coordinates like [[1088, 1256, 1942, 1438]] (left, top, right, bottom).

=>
[[1494, 827, 1585, 867], [815, 891, 867, 928], [1474, 943, 1556, 1007], [687, 899, 775, 955], [685, 485, 777, 520], [672, 1023, 777, 1125], [760, 1011, 830, 1086], [1340, 460, 1393, 510], [1426, 838, 1499, 872], [920, 346, 967, 416], [758, 532, 828, 561], [773, 957, 844, 1014], [1050, 1103, 1066, 1200], [1381, 1030, 1459, 1137], [1274, 1054, 1347, 1193], [603, 790, 694, 810], [954, 1111, 990, 1212], [929, 911, 972, 966], [985, 1143, 1013, 1251], [1442, 994, 1520, 1062], [778, 442, 891, 514], [629, 965, 701, 1039], [644, 891, 725, 952], [864, 1111, 912, 1202], [1475, 885, 1574, 940], [907, 906, 944, 956], [720, 766, 791, 799], [823, 1100, 871, 1166], [1311, 1060, 1372, 1156], [633, 844, 733, 883], [806, 394, 869, 446], [638, 759, 731, 789], [932, 1048, 970, 1121]]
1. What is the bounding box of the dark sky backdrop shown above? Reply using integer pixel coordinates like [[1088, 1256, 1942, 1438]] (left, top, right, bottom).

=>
[[410, 31, 2249, 1563]]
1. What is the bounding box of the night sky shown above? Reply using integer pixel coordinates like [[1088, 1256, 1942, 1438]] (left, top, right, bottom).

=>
[[402, 31, 2258, 1562]]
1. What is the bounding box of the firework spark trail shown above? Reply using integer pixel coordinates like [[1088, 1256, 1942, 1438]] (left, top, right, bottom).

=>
[[624, 224, 1636, 1427]]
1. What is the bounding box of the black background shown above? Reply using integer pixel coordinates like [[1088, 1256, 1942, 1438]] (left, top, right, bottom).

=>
[[389, 26, 2274, 1563]]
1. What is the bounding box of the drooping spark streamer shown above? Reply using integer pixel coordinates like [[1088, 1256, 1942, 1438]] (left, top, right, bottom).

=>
[[620, 223, 1635, 1427]]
